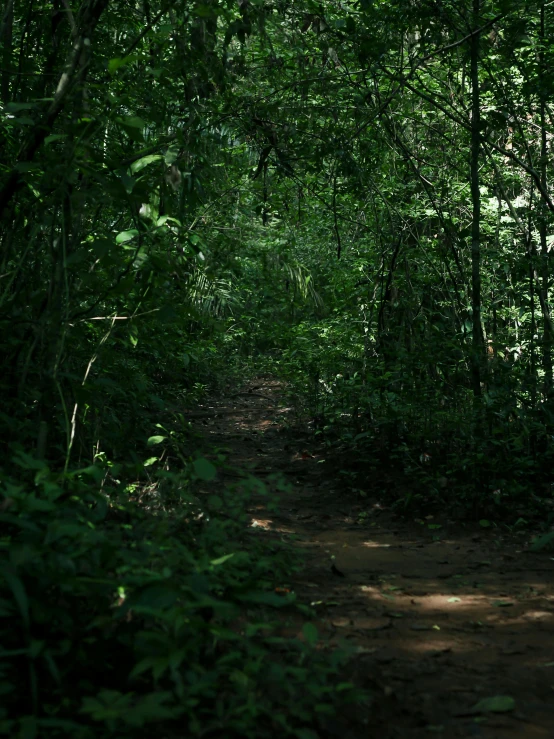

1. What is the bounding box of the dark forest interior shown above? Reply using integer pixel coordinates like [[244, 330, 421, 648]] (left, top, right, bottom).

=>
[[1, 1, 554, 736]]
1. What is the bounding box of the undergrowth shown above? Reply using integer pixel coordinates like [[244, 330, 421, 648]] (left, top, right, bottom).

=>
[[0, 443, 363, 739]]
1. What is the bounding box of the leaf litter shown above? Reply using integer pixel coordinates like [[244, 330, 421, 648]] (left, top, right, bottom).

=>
[[192, 380, 554, 738]]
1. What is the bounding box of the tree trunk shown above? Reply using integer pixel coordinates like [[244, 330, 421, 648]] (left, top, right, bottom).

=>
[[0, 0, 13, 102], [538, 0, 553, 398], [470, 0, 484, 399]]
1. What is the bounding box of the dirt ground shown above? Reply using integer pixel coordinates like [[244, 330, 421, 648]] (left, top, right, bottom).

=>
[[188, 379, 554, 739]]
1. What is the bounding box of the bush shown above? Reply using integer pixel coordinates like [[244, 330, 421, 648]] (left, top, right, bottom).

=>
[[0, 454, 361, 738]]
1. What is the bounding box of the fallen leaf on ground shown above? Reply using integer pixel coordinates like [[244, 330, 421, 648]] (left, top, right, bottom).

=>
[[469, 695, 516, 715]]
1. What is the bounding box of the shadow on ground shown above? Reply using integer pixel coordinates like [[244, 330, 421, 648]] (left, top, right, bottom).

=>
[[187, 380, 554, 739]]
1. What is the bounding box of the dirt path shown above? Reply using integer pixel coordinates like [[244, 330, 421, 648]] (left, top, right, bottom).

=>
[[190, 379, 554, 738]]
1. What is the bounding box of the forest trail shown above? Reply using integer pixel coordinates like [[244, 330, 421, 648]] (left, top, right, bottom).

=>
[[190, 379, 554, 739]]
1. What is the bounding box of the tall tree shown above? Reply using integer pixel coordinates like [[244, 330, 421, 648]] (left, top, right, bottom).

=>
[[470, 0, 485, 400]]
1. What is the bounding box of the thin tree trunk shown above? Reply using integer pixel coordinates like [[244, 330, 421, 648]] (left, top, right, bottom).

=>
[[0, 0, 13, 102], [470, 0, 484, 399], [538, 0, 553, 397], [527, 188, 537, 412]]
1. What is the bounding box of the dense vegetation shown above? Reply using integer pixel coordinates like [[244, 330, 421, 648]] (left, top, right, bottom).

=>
[[2, 0, 554, 735]]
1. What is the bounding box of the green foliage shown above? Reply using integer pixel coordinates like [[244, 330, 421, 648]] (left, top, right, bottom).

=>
[[4, 0, 554, 732], [529, 531, 554, 552], [0, 455, 359, 738]]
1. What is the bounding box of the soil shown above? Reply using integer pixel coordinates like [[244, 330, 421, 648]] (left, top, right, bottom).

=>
[[188, 379, 554, 739]]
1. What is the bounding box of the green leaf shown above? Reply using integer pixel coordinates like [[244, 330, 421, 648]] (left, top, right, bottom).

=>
[[116, 116, 146, 142], [210, 553, 234, 566], [529, 532, 554, 552], [119, 115, 146, 129], [192, 458, 217, 481], [479, 519, 491, 528], [186, 232, 206, 254], [5, 102, 35, 113], [108, 55, 137, 75], [302, 623, 318, 645], [156, 215, 181, 228], [147, 435, 166, 446], [471, 695, 515, 714], [44, 134, 66, 145], [81, 690, 132, 721], [11, 116, 34, 125], [116, 230, 139, 244], [130, 154, 163, 174]]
